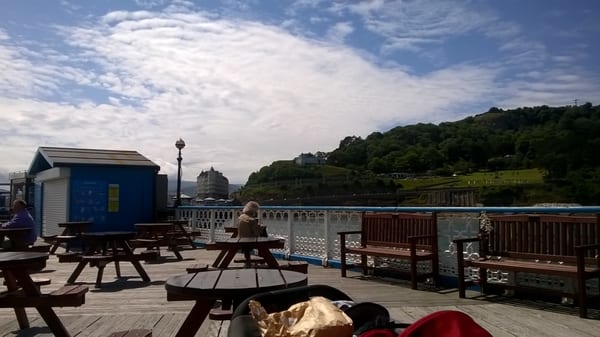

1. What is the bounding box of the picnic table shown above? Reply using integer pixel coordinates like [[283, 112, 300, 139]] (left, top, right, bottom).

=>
[[66, 231, 151, 288], [0, 227, 31, 250], [165, 268, 307, 337], [0, 251, 88, 337], [47, 221, 92, 254], [206, 237, 285, 268], [132, 223, 187, 260], [166, 219, 198, 248]]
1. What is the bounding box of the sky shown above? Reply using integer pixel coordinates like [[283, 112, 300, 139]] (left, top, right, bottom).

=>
[[1, 0, 599, 184]]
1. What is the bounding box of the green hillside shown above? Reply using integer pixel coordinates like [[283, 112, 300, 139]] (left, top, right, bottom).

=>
[[235, 104, 600, 206]]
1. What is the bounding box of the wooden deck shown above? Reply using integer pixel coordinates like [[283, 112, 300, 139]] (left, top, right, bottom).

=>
[[1, 248, 599, 337]]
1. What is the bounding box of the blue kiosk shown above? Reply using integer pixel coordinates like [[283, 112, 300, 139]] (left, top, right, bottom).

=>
[[27, 147, 161, 236]]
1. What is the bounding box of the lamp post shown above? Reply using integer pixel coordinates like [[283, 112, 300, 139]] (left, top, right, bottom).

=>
[[175, 138, 186, 207]]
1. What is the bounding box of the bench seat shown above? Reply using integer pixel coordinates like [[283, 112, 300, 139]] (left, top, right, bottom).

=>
[[0, 284, 88, 308], [57, 251, 83, 263], [209, 307, 233, 321], [4, 277, 51, 289], [466, 257, 600, 277], [186, 263, 209, 273], [279, 261, 309, 274], [344, 246, 436, 260]]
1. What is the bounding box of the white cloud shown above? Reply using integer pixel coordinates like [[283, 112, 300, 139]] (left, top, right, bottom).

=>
[[1, 6, 599, 185], [0, 10, 505, 183], [344, 0, 494, 52], [326, 21, 354, 43]]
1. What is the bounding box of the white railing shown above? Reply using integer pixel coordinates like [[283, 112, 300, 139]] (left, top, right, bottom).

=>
[[176, 205, 600, 292]]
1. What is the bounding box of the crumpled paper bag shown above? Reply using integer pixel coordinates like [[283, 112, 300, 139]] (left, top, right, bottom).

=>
[[249, 296, 354, 337]]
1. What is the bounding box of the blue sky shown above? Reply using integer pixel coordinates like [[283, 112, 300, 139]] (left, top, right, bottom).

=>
[[1, 0, 599, 184]]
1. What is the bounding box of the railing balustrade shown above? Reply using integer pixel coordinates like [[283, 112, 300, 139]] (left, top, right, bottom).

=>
[[175, 205, 600, 291]]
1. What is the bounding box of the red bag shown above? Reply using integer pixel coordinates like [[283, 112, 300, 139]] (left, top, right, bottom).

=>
[[398, 310, 491, 337]]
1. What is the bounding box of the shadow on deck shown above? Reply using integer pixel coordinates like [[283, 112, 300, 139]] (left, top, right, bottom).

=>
[[0, 248, 598, 337]]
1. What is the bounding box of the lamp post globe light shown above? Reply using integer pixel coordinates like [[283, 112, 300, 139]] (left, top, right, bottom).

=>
[[175, 138, 186, 207]]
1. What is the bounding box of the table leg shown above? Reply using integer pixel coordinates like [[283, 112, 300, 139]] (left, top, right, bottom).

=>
[[172, 246, 183, 260], [110, 240, 122, 278], [95, 263, 106, 288], [257, 248, 280, 268], [175, 300, 214, 337], [216, 249, 237, 268], [49, 228, 68, 254], [121, 241, 151, 282], [176, 223, 196, 248], [11, 269, 72, 337], [212, 250, 227, 268], [35, 306, 72, 337], [66, 260, 87, 284], [3, 270, 29, 329]]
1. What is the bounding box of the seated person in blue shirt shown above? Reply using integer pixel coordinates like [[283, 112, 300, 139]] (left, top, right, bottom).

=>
[[2, 199, 37, 247]]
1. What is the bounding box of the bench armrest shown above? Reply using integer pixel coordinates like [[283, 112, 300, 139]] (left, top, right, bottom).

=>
[[574, 243, 600, 252], [574, 243, 600, 269], [452, 237, 481, 244], [337, 230, 361, 235], [338, 231, 361, 249]]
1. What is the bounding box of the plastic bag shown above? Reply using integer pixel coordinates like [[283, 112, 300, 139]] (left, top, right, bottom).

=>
[[249, 296, 354, 337]]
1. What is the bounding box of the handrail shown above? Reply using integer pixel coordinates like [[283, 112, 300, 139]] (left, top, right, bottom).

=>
[[177, 205, 600, 213]]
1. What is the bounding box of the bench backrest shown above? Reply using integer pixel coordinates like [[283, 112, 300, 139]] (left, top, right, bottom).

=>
[[361, 212, 438, 251], [486, 214, 600, 263]]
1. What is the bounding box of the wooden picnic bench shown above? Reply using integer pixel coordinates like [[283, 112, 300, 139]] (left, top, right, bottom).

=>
[[205, 237, 285, 269], [0, 251, 88, 337], [45, 221, 93, 254], [339, 212, 439, 290], [454, 214, 600, 318], [66, 231, 152, 288], [131, 223, 185, 260]]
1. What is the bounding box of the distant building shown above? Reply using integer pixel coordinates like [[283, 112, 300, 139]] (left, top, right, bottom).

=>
[[294, 153, 326, 165], [196, 167, 229, 200]]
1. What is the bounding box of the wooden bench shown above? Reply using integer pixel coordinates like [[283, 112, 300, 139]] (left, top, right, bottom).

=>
[[186, 264, 208, 273], [57, 251, 83, 263], [132, 224, 184, 260], [4, 277, 51, 290], [0, 284, 88, 308], [339, 212, 439, 289], [12, 242, 52, 253], [208, 307, 233, 321], [454, 214, 600, 318], [47, 221, 93, 254]]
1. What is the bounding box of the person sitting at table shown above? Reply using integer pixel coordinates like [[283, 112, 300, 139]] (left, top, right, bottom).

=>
[[237, 201, 267, 265], [238, 201, 265, 238], [2, 199, 37, 247]]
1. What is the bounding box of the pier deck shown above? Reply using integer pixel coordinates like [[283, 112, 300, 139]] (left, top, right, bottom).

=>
[[0, 248, 598, 337]]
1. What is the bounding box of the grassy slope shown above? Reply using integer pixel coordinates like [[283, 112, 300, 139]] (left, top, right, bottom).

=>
[[398, 169, 544, 190]]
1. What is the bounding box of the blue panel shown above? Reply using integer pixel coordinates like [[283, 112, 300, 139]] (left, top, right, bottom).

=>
[[69, 166, 157, 232], [70, 179, 108, 224]]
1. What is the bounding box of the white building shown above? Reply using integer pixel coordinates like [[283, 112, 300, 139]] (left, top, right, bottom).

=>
[[196, 167, 229, 200]]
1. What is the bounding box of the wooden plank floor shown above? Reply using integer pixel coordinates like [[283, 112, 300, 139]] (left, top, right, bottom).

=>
[[1, 248, 599, 337]]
